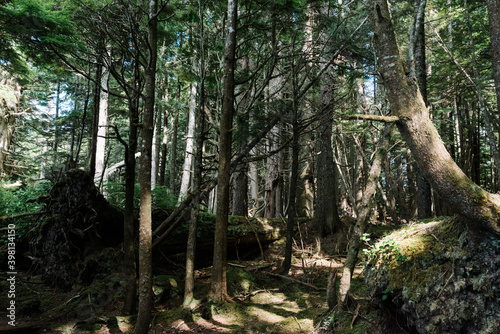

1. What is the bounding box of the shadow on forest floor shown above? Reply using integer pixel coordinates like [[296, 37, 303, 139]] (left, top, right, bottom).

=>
[[0, 219, 409, 334]]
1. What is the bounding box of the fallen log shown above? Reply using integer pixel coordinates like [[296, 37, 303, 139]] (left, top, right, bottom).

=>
[[155, 216, 286, 257]]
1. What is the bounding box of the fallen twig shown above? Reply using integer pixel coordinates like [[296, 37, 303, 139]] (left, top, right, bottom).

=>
[[263, 271, 325, 291]]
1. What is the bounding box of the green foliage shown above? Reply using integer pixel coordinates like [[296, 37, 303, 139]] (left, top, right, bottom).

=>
[[152, 185, 177, 211], [362, 233, 408, 266], [0, 179, 52, 242], [104, 182, 139, 212]]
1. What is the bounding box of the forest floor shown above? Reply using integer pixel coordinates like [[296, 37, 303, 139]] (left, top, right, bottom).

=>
[[0, 219, 408, 334]]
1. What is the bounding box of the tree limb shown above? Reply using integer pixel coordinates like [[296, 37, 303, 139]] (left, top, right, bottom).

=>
[[345, 114, 399, 122]]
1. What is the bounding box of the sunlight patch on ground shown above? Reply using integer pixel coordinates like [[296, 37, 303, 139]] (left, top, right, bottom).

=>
[[247, 306, 287, 324]]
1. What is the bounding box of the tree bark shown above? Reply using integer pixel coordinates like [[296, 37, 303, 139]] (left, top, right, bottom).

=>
[[409, 0, 432, 220], [95, 48, 110, 185], [52, 80, 61, 170], [464, 0, 500, 190], [184, 0, 206, 308], [210, 0, 237, 303], [281, 105, 299, 275], [0, 71, 22, 178], [338, 123, 393, 309], [122, 95, 139, 316], [178, 83, 197, 202], [135, 0, 157, 331], [369, 0, 500, 235], [159, 84, 168, 186], [168, 81, 181, 193], [487, 0, 500, 118], [316, 80, 341, 236], [232, 55, 250, 217]]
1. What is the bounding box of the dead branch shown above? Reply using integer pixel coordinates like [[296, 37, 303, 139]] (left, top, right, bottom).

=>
[[345, 114, 399, 122], [263, 271, 325, 291]]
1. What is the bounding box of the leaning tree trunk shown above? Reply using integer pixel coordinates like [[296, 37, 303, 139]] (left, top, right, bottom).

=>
[[337, 123, 393, 309], [369, 0, 500, 235]]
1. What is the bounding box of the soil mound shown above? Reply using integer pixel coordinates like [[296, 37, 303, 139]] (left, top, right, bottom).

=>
[[29, 169, 123, 290]]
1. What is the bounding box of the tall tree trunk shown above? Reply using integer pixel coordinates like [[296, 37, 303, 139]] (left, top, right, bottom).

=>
[[152, 88, 163, 190], [248, 146, 260, 216], [135, 0, 157, 331], [178, 84, 197, 202], [122, 97, 139, 315], [184, 0, 205, 307], [369, 0, 500, 235], [53, 81, 61, 170], [232, 55, 250, 217], [409, 0, 433, 220], [487, 0, 500, 117], [89, 65, 101, 179], [0, 72, 22, 178], [210, 0, 237, 303], [464, 0, 500, 190], [168, 101, 179, 192], [95, 50, 110, 185], [282, 103, 299, 275], [315, 73, 341, 236], [159, 84, 168, 186]]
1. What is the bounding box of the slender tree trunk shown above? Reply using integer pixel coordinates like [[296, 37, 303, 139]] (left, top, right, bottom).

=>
[[152, 88, 163, 190], [487, 0, 500, 116], [184, 0, 205, 307], [95, 50, 110, 185], [0, 72, 22, 178], [282, 104, 299, 275], [135, 0, 157, 331], [168, 104, 179, 192], [122, 98, 139, 316], [248, 146, 260, 216], [210, 0, 237, 303], [232, 55, 250, 217], [338, 123, 393, 309], [89, 65, 101, 179], [52, 81, 61, 169], [178, 84, 197, 202], [369, 0, 500, 235], [159, 84, 168, 186], [409, 0, 433, 220], [316, 102, 341, 235], [464, 0, 500, 189]]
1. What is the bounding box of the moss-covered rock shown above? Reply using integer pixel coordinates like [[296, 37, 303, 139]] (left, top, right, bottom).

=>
[[364, 217, 500, 333]]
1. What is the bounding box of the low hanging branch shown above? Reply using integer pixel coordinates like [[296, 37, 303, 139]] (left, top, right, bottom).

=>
[[345, 114, 399, 122]]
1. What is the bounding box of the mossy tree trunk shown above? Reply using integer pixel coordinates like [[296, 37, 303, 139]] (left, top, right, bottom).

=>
[[369, 0, 500, 235]]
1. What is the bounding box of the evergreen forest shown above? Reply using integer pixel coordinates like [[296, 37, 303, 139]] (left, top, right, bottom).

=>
[[1, 0, 500, 333]]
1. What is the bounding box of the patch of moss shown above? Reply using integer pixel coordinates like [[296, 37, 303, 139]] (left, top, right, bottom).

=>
[[154, 307, 194, 324], [227, 267, 256, 296], [364, 216, 500, 332]]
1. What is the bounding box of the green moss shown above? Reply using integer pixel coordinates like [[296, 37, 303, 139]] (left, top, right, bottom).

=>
[[226, 267, 256, 296]]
